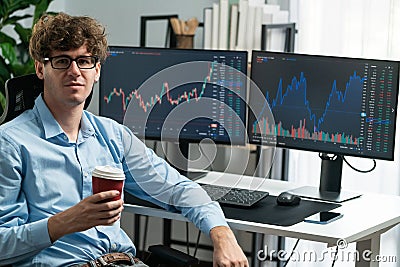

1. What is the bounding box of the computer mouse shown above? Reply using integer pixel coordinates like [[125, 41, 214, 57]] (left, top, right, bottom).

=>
[[276, 192, 301, 206]]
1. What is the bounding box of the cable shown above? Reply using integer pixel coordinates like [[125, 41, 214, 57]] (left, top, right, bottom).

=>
[[185, 222, 190, 255], [331, 245, 339, 267], [282, 239, 300, 267], [280, 239, 339, 267], [319, 153, 376, 173], [342, 156, 376, 173], [185, 222, 202, 257], [193, 229, 201, 257]]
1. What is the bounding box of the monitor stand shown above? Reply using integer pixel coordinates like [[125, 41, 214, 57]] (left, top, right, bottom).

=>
[[168, 140, 207, 181], [289, 153, 362, 203], [290, 186, 361, 203]]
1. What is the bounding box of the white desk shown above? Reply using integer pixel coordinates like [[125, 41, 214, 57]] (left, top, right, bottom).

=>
[[124, 171, 400, 267]]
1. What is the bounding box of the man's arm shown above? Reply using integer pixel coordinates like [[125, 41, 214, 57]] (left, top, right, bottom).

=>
[[210, 226, 249, 267], [121, 127, 248, 266], [0, 138, 52, 264]]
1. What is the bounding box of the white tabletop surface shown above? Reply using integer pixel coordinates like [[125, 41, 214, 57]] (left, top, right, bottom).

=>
[[124, 171, 400, 246]]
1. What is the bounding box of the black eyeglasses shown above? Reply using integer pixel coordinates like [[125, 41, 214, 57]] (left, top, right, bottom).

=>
[[43, 55, 98, 69]]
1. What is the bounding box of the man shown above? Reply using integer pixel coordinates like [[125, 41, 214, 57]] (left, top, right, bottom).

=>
[[0, 13, 248, 266]]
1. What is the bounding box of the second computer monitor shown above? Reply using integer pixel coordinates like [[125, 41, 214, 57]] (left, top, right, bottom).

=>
[[248, 51, 399, 202], [248, 50, 399, 161]]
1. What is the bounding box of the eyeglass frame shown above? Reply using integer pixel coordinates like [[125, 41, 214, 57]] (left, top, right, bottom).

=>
[[43, 55, 99, 70]]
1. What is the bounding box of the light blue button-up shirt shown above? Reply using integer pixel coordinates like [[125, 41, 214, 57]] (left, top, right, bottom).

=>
[[0, 95, 227, 266]]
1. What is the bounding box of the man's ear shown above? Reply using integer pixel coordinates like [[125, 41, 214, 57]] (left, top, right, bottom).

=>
[[35, 60, 45, 80], [94, 63, 101, 82]]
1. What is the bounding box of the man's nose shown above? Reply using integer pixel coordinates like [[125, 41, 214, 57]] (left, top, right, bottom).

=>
[[67, 60, 81, 75]]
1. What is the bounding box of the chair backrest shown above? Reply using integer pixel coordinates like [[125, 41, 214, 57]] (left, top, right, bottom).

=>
[[0, 73, 93, 125]]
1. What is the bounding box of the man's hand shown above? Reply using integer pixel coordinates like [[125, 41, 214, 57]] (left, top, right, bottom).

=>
[[210, 226, 249, 267], [48, 190, 124, 242]]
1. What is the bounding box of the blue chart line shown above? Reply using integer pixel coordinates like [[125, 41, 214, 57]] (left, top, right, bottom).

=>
[[257, 71, 366, 133]]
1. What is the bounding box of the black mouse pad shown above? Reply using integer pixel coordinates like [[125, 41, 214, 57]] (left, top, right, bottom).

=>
[[125, 192, 341, 227], [221, 195, 341, 226]]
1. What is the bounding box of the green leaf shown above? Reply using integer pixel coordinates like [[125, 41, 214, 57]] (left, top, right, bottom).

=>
[[11, 61, 35, 77], [1, 0, 31, 18], [15, 43, 32, 65], [14, 23, 31, 45], [0, 91, 6, 113], [0, 0, 53, 114], [2, 14, 32, 26], [0, 57, 11, 78], [0, 56, 12, 83], [33, 0, 54, 24], [0, 56, 11, 112], [0, 42, 17, 65], [0, 32, 17, 46]]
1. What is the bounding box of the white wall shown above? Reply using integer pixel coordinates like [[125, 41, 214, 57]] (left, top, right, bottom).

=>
[[62, 0, 213, 48]]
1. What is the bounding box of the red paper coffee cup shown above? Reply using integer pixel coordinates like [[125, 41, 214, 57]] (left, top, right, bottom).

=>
[[92, 166, 125, 201]]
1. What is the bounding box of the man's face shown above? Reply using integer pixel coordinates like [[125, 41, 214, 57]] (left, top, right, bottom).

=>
[[35, 45, 100, 109]]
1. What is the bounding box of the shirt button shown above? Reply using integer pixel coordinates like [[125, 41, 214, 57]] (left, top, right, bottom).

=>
[[63, 135, 67, 140], [111, 243, 117, 250], [83, 172, 89, 177]]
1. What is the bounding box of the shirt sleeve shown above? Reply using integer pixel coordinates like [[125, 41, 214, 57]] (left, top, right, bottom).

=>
[[0, 135, 52, 264], [120, 127, 229, 235]]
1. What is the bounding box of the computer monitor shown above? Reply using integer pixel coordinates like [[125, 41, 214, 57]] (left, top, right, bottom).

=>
[[248, 50, 400, 202], [99, 46, 248, 178]]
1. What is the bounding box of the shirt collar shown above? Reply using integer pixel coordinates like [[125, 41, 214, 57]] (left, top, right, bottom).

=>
[[34, 94, 95, 140], [80, 111, 96, 140]]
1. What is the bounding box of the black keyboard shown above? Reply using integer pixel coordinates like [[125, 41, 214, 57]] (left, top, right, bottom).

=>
[[200, 184, 269, 207]]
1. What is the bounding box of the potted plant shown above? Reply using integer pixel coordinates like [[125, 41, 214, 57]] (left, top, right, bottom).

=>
[[0, 0, 55, 115]]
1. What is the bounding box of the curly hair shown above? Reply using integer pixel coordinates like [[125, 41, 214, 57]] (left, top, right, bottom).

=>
[[29, 13, 108, 63]]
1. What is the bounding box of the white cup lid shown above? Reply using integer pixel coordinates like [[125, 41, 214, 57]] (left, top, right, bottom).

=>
[[92, 165, 125, 180]]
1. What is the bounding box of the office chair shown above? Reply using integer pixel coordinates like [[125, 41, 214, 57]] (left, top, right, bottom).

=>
[[0, 73, 92, 124], [0, 74, 199, 267]]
